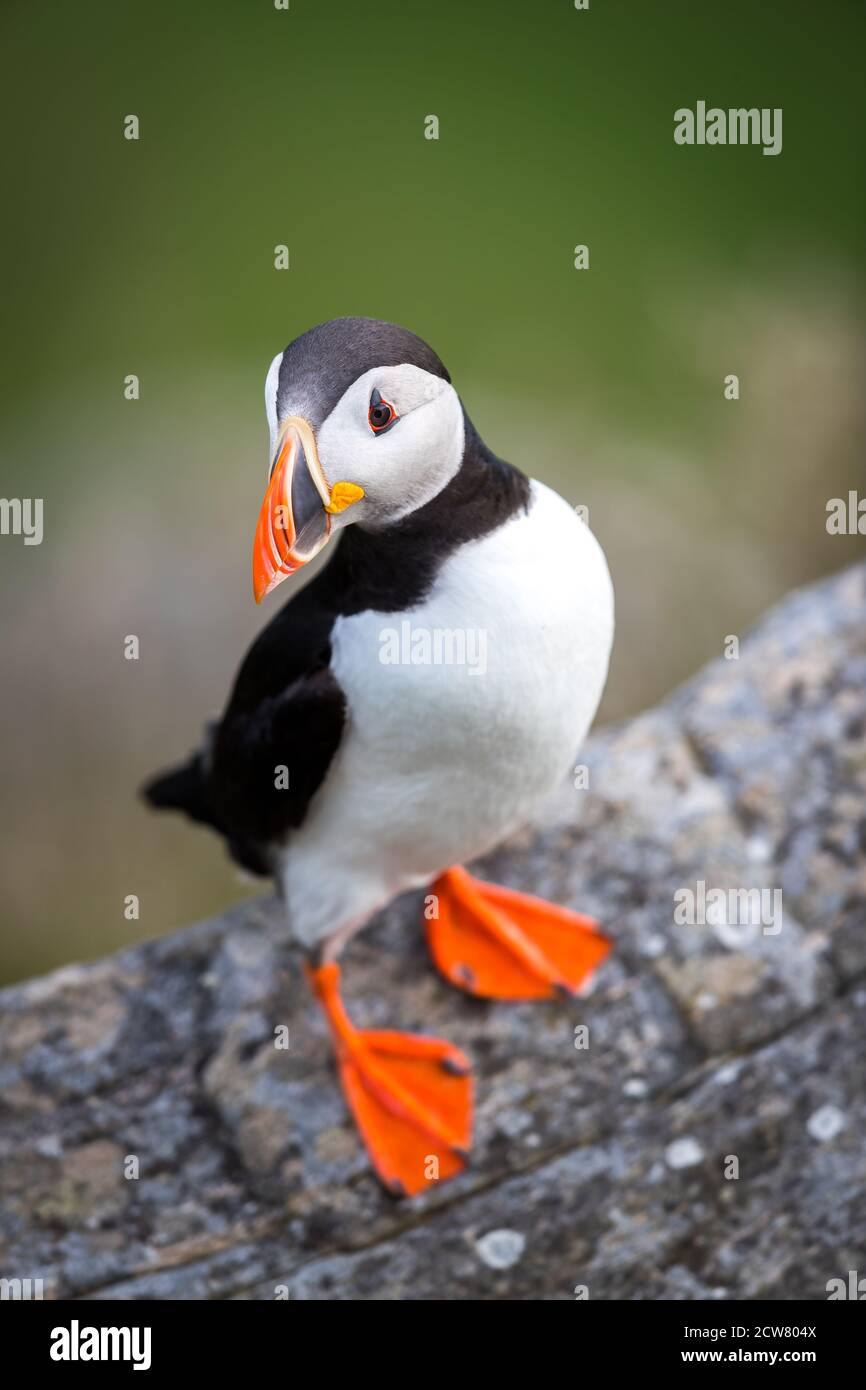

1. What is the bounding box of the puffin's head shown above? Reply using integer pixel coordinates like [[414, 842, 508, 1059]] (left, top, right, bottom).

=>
[[253, 316, 464, 602]]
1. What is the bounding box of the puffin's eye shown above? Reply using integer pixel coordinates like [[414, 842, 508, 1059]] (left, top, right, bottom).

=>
[[368, 388, 397, 435]]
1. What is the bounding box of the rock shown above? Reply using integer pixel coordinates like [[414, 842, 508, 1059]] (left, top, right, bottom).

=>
[[807, 1105, 846, 1143], [664, 1138, 705, 1170], [1, 563, 865, 1300], [475, 1229, 526, 1270]]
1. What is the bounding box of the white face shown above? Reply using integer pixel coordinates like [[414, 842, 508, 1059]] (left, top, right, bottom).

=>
[[266, 360, 465, 529]]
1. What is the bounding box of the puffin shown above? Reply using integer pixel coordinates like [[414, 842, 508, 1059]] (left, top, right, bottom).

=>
[[145, 316, 614, 1196]]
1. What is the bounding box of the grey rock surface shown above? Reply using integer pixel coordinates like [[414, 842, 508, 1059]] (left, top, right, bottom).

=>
[[1, 564, 864, 1300]]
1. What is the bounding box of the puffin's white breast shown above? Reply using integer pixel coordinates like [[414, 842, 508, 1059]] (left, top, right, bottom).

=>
[[281, 480, 614, 949]]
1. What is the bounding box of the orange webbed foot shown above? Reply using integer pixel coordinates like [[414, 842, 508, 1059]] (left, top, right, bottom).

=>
[[308, 963, 472, 1197], [427, 865, 611, 1000]]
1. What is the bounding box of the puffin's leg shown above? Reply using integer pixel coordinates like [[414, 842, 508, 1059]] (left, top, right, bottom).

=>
[[426, 865, 610, 1000], [306, 961, 472, 1196]]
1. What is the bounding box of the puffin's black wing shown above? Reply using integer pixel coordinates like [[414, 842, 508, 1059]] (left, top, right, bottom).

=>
[[143, 573, 345, 876]]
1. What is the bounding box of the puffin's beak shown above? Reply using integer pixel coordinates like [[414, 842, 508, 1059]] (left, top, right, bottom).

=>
[[252, 416, 364, 603]]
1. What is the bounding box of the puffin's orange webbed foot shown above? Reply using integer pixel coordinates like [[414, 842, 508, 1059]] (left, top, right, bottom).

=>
[[427, 865, 611, 1000], [307, 962, 472, 1197]]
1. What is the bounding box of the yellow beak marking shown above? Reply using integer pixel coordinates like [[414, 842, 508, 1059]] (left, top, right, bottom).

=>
[[325, 481, 365, 515]]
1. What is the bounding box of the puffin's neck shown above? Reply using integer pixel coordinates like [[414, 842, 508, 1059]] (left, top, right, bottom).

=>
[[321, 409, 531, 615]]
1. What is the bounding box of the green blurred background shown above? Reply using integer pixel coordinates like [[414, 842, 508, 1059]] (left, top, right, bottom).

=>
[[1, 0, 864, 983]]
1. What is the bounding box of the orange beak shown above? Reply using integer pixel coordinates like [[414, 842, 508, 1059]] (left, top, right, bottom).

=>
[[252, 417, 333, 603]]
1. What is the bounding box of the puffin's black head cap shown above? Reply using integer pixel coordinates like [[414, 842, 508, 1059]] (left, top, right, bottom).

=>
[[276, 316, 451, 429]]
